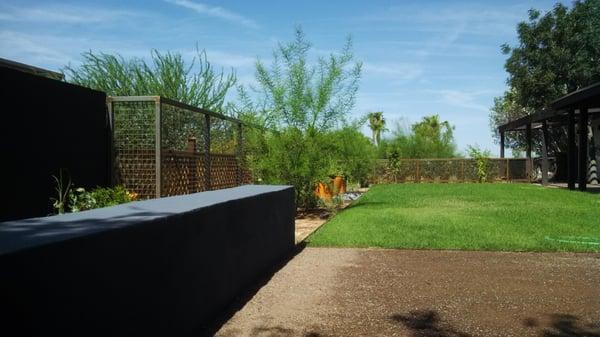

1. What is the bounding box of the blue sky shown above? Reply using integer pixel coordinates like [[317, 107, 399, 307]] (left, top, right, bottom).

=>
[[0, 0, 566, 155]]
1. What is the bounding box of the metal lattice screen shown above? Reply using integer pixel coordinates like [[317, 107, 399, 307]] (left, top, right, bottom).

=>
[[373, 158, 532, 183], [111, 99, 157, 198], [109, 96, 252, 200]]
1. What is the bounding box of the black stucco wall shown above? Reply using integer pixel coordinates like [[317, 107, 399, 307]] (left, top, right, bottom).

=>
[[0, 185, 295, 337], [0, 66, 110, 221]]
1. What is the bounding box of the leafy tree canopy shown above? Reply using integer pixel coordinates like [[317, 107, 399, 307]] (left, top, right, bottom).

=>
[[382, 115, 458, 159], [490, 0, 600, 153], [239, 26, 362, 132]]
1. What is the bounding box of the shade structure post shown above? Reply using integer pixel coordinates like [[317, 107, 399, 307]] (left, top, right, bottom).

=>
[[500, 131, 505, 158], [567, 109, 576, 190], [541, 121, 549, 186], [578, 107, 589, 191], [526, 123, 532, 181]]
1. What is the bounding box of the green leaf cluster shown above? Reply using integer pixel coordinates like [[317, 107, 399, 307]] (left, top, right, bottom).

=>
[[490, 0, 600, 153], [467, 145, 492, 183], [63, 48, 236, 112], [380, 115, 458, 159], [246, 26, 362, 131], [68, 186, 136, 213]]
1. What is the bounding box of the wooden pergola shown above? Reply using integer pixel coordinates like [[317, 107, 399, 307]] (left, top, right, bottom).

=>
[[498, 82, 600, 191]]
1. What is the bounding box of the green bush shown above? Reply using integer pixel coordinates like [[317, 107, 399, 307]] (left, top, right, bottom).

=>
[[467, 145, 492, 183], [380, 115, 458, 159], [51, 172, 138, 215], [246, 127, 333, 208], [68, 186, 138, 212], [329, 127, 377, 187]]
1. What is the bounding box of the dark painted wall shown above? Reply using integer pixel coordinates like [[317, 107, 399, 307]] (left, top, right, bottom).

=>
[[0, 185, 295, 337], [0, 66, 110, 221]]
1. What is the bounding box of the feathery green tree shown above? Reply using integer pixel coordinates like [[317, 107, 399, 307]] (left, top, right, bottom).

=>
[[63, 48, 236, 112]]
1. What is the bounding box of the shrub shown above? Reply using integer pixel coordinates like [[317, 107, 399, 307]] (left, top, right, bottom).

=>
[[467, 145, 492, 182], [51, 172, 138, 214], [247, 127, 333, 208], [329, 127, 377, 187], [69, 186, 138, 212]]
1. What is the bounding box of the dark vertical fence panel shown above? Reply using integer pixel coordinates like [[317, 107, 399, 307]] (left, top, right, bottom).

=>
[[0, 66, 109, 221]]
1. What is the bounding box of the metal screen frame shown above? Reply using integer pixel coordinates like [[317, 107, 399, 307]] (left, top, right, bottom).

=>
[[108, 96, 256, 199]]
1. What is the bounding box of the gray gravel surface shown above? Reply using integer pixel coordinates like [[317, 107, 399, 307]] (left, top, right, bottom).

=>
[[210, 248, 600, 337]]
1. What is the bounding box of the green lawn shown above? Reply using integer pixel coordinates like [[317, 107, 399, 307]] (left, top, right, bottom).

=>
[[306, 183, 600, 252]]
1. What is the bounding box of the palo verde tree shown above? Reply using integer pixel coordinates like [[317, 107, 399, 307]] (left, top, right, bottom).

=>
[[490, 0, 600, 154], [63, 48, 237, 112], [240, 26, 362, 207]]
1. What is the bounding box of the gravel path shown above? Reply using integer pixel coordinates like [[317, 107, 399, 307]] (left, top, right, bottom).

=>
[[208, 248, 600, 337]]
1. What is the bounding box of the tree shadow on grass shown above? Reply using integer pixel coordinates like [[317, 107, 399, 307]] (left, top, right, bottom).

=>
[[391, 310, 471, 337], [344, 201, 390, 210], [523, 314, 600, 337]]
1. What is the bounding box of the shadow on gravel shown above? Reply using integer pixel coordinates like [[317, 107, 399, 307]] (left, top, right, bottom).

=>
[[524, 314, 600, 337], [248, 326, 322, 337], [391, 310, 471, 337], [196, 243, 309, 337]]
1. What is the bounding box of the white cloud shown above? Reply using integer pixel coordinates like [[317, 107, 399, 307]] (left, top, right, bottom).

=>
[[361, 3, 524, 37], [0, 30, 148, 70], [363, 62, 423, 81], [204, 50, 256, 68], [0, 31, 72, 66], [165, 0, 259, 29], [435, 89, 493, 112], [0, 4, 138, 24]]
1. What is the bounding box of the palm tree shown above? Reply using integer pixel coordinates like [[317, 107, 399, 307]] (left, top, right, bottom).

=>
[[368, 111, 386, 146]]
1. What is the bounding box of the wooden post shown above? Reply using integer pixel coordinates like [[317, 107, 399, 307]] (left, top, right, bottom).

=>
[[154, 100, 162, 198], [578, 107, 589, 191], [567, 109, 576, 190], [415, 160, 420, 183], [500, 131, 505, 158], [204, 114, 211, 191], [187, 136, 197, 153], [526, 123, 532, 182], [541, 121, 549, 186], [506, 158, 510, 182]]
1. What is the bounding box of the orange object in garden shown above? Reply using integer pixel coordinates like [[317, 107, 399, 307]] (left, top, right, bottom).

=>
[[314, 182, 332, 200], [332, 176, 346, 195]]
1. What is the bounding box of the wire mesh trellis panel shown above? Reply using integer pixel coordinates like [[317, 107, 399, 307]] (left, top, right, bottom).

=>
[[111, 99, 157, 200], [507, 158, 529, 181], [211, 154, 241, 190], [210, 116, 236, 154], [376, 159, 419, 182], [373, 158, 533, 184], [110, 96, 254, 200], [160, 101, 207, 196], [419, 159, 464, 182]]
